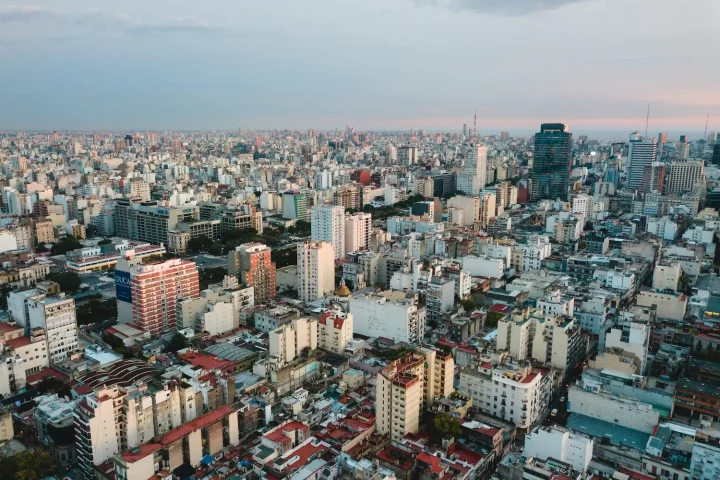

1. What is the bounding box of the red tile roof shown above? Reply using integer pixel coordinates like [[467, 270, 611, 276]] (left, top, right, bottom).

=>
[[6, 336, 32, 348], [121, 443, 163, 463], [26, 367, 68, 385]]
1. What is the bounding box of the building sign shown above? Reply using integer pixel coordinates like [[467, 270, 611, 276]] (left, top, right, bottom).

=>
[[115, 270, 132, 303]]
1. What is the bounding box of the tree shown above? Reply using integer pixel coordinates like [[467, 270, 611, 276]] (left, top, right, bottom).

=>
[[0, 450, 58, 480], [48, 271, 82, 293], [460, 298, 476, 312], [98, 238, 113, 245], [35, 376, 71, 398], [188, 235, 213, 253], [103, 332, 125, 350], [76, 299, 117, 326], [164, 332, 188, 353], [50, 236, 83, 256], [486, 311, 505, 329], [433, 413, 463, 438], [199, 266, 227, 290]]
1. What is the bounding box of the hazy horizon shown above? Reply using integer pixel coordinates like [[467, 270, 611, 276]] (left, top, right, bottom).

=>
[[1, 0, 719, 132]]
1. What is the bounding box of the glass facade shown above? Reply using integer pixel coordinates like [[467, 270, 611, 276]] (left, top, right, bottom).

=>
[[531, 123, 572, 201]]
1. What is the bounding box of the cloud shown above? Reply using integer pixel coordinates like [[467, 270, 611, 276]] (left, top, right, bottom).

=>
[[123, 17, 242, 37], [0, 6, 239, 36], [413, 0, 595, 15], [0, 5, 58, 23]]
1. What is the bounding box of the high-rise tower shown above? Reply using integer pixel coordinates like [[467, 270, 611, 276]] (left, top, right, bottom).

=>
[[625, 132, 657, 192], [531, 123, 572, 201]]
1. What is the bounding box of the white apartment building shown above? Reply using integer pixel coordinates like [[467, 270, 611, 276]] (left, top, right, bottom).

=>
[[652, 262, 682, 292], [447, 196, 479, 226], [459, 362, 550, 431], [602, 315, 650, 374], [456, 145, 487, 196], [297, 242, 335, 302], [516, 236, 552, 272], [27, 294, 78, 364], [269, 317, 318, 366], [523, 425, 594, 473], [345, 212, 372, 253], [318, 311, 353, 354], [646, 216, 678, 241], [75, 386, 123, 475], [311, 203, 346, 260], [690, 418, 720, 480], [572, 194, 595, 220], [537, 290, 575, 317], [462, 255, 504, 278], [349, 289, 426, 344]]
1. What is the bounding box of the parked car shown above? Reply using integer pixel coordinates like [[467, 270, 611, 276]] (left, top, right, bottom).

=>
[[551, 408, 558, 416]]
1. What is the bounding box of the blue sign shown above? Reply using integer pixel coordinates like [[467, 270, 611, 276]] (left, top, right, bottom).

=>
[[115, 270, 132, 303]]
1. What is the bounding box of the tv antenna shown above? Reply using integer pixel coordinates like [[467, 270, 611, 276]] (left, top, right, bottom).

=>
[[705, 114, 710, 140], [473, 110, 477, 138], [645, 103, 650, 138]]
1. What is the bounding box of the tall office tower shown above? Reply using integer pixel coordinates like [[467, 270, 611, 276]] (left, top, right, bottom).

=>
[[456, 145, 488, 195], [282, 191, 308, 221], [463, 124, 468, 136], [709, 132, 718, 143], [713, 144, 720, 165], [397, 146, 419, 166], [657, 131, 668, 156], [677, 140, 690, 159], [228, 243, 276, 303], [297, 242, 335, 302], [116, 257, 199, 335], [531, 123, 572, 201], [665, 160, 705, 195], [625, 132, 657, 192], [642, 162, 666, 194], [311, 203, 346, 260], [345, 212, 372, 254], [501, 131, 510, 142], [27, 294, 79, 364]]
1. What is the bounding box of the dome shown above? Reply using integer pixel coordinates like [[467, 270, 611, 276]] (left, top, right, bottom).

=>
[[334, 284, 351, 297]]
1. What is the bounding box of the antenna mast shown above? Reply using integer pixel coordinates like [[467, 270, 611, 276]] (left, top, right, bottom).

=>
[[705, 114, 710, 140], [645, 103, 650, 138], [474, 110, 477, 138]]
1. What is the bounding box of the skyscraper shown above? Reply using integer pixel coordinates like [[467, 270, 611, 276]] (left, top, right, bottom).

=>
[[344, 212, 372, 254], [625, 132, 657, 192], [456, 145, 487, 196], [657, 132, 668, 157], [311, 203, 346, 260], [713, 144, 720, 165], [531, 123, 572, 201]]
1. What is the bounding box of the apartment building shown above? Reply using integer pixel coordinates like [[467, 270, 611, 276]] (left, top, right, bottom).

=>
[[27, 294, 79, 364], [318, 311, 353, 354], [311, 203, 346, 260], [297, 241, 334, 302], [115, 199, 200, 245], [228, 243, 276, 303], [345, 212, 372, 253], [349, 288, 426, 344], [459, 361, 552, 431], [269, 317, 318, 367], [376, 348, 454, 441]]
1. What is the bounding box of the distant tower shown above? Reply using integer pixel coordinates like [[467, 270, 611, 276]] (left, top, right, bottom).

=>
[[463, 124, 468, 137], [626, 132, 657, 191], [531, 123, 572, 201]]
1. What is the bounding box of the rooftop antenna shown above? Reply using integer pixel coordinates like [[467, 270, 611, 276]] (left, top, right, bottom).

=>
[[473, 110, 477, 138], [645, 103, 650, 138], [705, 114, 709, 140]]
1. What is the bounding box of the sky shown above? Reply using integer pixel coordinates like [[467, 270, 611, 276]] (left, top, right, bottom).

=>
[[0, 0, 719, 134]]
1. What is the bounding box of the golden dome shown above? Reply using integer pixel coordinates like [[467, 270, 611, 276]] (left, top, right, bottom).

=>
[[334, 281, 351, 297]]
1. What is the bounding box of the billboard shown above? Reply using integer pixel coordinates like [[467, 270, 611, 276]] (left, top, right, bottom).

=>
[[115, 270, 132, 303]]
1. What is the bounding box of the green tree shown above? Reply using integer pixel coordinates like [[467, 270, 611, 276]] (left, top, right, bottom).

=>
[[188, 235, 214, 253], [199, 266, 227, 290], [164, 332, 189, 353], [433, 413, 463, 438], [486, 311, 505, 329], [0, 450, 58, 480], [460, 299, 476, 312], [50, 236, 83, 256], [35, 377, 71, 398], [76, 299, 117, 326], [48, 271, 82, 293]]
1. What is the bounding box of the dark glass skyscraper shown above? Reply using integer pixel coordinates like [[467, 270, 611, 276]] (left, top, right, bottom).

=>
[[713, 144, 720, 165], [531, 123, 572, 201]]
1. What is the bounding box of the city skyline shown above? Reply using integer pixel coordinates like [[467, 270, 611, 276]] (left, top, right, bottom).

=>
[[1, 0, 719, 131]]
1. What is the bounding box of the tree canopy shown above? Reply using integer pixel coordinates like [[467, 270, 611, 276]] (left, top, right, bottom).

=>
[[48, 271, 82, 294], [433, 413, 463, 438], [0, 450, 58, 480], [50, 235, 83, 256]]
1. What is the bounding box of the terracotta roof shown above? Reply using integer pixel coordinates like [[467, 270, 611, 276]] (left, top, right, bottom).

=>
[[6, 336, 32, 348]]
